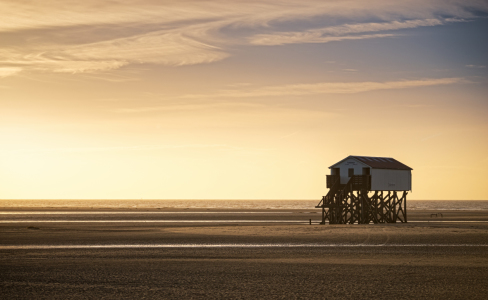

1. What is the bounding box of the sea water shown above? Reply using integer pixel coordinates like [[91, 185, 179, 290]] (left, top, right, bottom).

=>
[[0, 199, 487, 210]]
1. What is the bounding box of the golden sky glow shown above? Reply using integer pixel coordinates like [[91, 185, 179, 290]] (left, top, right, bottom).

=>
[[1, 0, 487, 200]]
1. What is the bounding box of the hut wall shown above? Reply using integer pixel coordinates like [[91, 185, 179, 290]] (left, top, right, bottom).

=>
[[370, 169, 411, 191]]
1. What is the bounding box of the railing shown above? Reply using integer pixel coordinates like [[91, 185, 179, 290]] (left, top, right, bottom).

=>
[[317, 175, 371, 208], [351, 175, 371, 190], [316, 178, 341, 208], [327, 175, 370, 190]]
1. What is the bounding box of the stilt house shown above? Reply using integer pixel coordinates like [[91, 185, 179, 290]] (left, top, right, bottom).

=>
[[317, 155, 412, 224]]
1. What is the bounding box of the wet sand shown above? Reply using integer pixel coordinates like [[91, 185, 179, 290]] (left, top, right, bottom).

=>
[[1, 208, 488, 299]]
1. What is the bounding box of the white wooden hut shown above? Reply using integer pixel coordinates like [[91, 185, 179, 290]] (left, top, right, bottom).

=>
[[328, 155, 412, 191]]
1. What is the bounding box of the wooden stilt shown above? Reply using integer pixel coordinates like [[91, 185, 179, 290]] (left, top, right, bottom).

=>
[[316, 175, 409, 224]]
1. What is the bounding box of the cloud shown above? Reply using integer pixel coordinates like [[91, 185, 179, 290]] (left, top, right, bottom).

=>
[[250, 18, 459, 45], [251, 33, 397, 46], [113, 102, 266, 113], [108, 77, 465, 113], [421, 132, 443, 141], [397, 104, 433, 108], [11, 144, 236, 153], [181, 78, 465, 99], [7, 143, 272, 156], [0, 2, 235, 73], [0, 1, 484, 33], [0, 67, 22, 78], [0, 26, 229, 73], [0, 1, 486, 73], [466, 64, 486, 69]]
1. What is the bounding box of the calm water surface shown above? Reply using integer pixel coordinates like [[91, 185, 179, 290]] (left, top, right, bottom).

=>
[[1, 199, 487, 210]]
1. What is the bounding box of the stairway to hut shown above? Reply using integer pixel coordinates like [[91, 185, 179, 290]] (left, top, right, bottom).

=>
[[315, 176, 348, 224]]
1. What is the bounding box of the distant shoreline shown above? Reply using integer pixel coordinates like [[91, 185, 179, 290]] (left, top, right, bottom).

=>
[[1, 199, 487, 211]]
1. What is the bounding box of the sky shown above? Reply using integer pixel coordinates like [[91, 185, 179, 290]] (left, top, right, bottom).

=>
[[1, 0, 487, 200]]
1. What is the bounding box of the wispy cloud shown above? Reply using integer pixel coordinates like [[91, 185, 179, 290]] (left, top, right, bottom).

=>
[[113, 102, 266, 113], [251, 33, 397, 46], [466, 64, 486, 69], [180, 78, 465, 99], [0, 1, 486, 73], [0, 25, 229, 73], [421, 132, 443, 141], [110, 78, 464, 114], [250, 18, 459, 45], [0, 67, 22, 78], [0, 1, 484, 33], [397, 104, 433, 108], [279, 131, 300, 139], [7, 144, 272, 155]]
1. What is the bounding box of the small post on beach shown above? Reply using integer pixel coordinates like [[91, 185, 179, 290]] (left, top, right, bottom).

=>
[[309, 219, 312, 225]]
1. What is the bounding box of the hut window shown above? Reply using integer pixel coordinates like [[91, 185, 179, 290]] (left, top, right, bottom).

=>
[[348, 168, 354, 177]]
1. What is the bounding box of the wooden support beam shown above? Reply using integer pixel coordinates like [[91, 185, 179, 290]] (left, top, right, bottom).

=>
[[317, 177, 408, 224]]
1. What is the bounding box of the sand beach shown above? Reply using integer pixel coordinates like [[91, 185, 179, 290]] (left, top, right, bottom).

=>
[[1, 206, 488, 299]]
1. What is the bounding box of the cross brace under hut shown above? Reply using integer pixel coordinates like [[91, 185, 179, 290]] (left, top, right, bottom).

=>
[[316, 175, 408, 224]]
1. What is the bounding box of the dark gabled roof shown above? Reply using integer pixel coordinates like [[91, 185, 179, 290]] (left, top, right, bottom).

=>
[[330, 155, 413, 170]]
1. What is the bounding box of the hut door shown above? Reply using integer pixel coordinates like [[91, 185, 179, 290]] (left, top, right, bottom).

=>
[[362, 168, 370, 175]]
